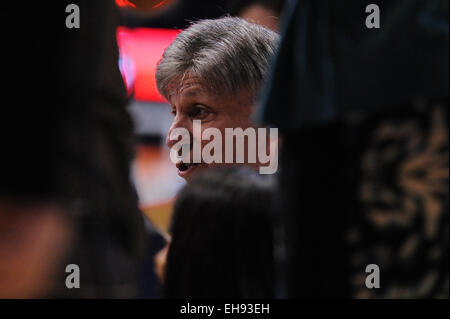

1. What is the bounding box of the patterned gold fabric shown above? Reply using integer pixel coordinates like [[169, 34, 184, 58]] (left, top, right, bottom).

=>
[[350, 99, 448, 298]]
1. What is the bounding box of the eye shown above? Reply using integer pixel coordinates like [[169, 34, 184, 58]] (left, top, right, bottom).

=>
[[189, 105, 211, 120], [171, 109, 176, 116]]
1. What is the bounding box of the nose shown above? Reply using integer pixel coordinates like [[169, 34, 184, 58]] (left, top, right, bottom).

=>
[[166, 114, 192, 149]]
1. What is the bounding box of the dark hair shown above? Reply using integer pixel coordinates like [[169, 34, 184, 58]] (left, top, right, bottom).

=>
[[164, 167, 276, 298]]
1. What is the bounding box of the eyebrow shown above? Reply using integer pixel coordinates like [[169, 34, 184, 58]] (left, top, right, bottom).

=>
[[181, 90, 201, 98], [169, 87, 202, 101]]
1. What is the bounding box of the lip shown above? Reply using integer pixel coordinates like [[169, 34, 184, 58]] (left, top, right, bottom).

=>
[[176, 162, 204, 179]]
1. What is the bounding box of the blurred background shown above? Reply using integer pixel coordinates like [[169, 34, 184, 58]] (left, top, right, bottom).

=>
[[117, 0, 285, 231]]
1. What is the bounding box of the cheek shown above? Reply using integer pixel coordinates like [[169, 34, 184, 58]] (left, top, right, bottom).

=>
[[199, 120, 227, 149], [207, 113, 246, 131], [224, 104, 253, 128]]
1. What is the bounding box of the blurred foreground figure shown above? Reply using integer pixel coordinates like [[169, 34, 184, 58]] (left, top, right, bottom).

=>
[[164, 167, 276, 298], [257, 0, 449, 298], [0, 1, 148, 298]]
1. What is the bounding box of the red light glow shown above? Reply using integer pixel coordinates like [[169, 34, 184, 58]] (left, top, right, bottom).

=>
[[116, 0, 136, 8], [117, 27, 180, 103]]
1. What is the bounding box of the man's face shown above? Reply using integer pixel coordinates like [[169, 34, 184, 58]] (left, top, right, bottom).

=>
[[166, 77, 253, 181]]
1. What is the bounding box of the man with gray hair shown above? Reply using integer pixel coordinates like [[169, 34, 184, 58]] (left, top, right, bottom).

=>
[[156, 17, 279, 181]]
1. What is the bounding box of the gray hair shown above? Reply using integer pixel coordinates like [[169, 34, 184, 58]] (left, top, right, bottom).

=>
[[156, 17, 279, 102]]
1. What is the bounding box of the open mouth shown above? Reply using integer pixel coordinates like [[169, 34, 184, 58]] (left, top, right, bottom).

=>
[[176, 161, 202, 178]]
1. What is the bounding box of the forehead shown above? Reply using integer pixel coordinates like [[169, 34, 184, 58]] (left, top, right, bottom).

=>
[[167, 75, 253, 109], [167, 76, 212, 101]]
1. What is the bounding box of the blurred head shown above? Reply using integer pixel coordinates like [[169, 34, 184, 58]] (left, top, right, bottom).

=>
[[156, 17, 279, 181], [229, 0, 286, 31], [164, 167, 276, 298]]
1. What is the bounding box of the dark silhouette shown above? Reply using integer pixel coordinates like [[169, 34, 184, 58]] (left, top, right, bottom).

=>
[[165, 167, 276, 298]]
